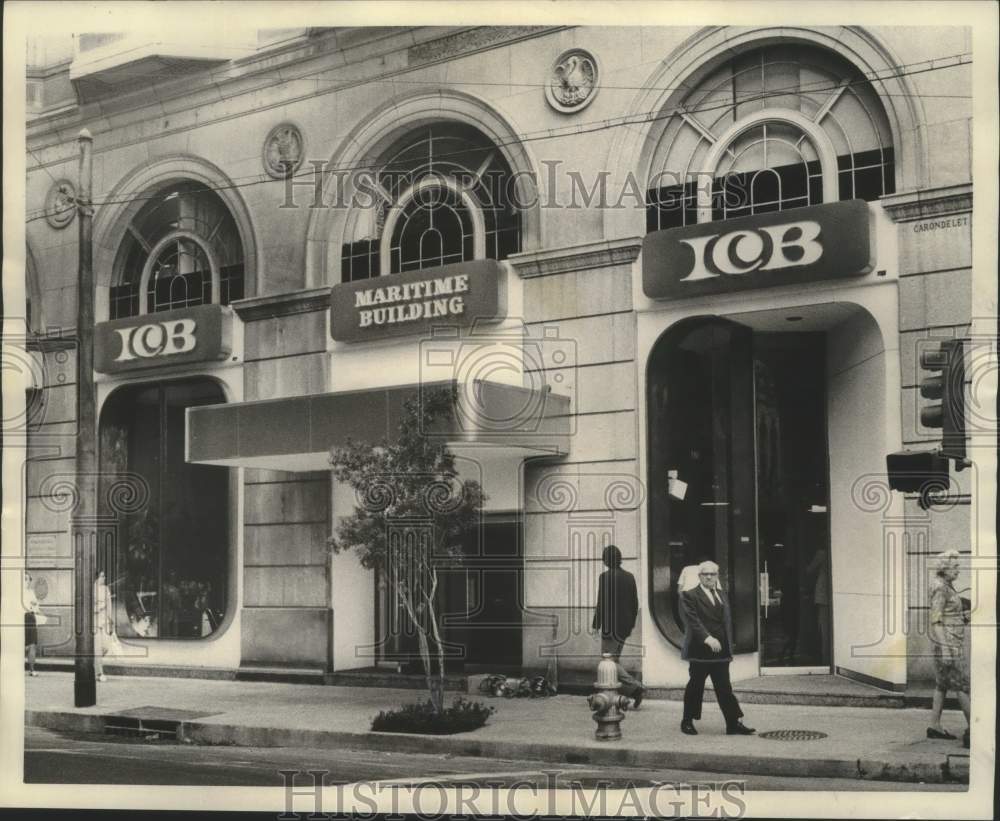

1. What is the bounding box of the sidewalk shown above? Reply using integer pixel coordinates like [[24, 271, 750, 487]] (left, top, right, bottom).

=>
[[23, 672, 971, 785]]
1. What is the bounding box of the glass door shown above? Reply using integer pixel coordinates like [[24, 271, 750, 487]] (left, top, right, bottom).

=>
[[647, 318, 757, 651], [754, 334, 831, 672]]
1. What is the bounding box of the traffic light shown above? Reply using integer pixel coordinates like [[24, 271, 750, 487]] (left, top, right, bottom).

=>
[[886, 450, 950, 504], [918, 338, 967, 466]]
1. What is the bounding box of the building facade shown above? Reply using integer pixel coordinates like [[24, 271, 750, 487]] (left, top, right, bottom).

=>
[[22, 25, 978, 692]]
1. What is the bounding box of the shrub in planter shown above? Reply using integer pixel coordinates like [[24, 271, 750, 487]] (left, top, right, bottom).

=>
[[371, 697, 495, 735]]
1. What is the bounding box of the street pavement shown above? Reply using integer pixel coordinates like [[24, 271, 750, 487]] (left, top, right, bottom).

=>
[[23, 726, 964, 791], [22, 671, 974, 786]]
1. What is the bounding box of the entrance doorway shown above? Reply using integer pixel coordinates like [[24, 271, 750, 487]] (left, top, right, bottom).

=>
[[647, 318, 832, 672], [755, 334, 831, 671], [379, 517, 523, 671]]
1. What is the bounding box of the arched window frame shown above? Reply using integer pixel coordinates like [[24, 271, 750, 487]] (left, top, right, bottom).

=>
[[137, 230, 222, 316], [642, 44, 897, 236], [105, 176, 249, 321], [695, 109, 839, 223], [378, 175, 487, 274]]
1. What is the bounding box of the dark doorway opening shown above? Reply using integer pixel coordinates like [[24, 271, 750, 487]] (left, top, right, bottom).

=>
[[755, 333, 832, 669], [647, 318, 833, 672], [380, 517, 523, 672]]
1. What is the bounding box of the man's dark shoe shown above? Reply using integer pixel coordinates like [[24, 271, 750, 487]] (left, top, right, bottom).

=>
[[726, 721, 756, 735], [680, 719, 698, 735], [926, 727, 957, 740], [631, 688, 645, 709]]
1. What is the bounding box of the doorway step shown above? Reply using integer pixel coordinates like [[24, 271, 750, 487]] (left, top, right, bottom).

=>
[[322, 666, 468, 691], [556, 670, 908, 707]]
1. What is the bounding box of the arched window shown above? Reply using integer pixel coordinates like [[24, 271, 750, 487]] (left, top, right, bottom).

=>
[[341, 124, 521, 282], [712, 122, 823, 219], [109, 182, 245, 319], [647, 45, 895, 231]]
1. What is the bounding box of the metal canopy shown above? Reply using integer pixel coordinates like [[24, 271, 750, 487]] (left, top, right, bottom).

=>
[[186, 379, 571, 472]]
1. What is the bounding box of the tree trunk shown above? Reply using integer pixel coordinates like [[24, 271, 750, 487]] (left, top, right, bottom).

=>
[[426, 566, 446, 713], [395, 587, 438, 711]]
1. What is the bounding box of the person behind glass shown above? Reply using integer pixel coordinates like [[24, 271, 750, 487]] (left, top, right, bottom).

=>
[[93, 570, 114, 683], [680, 560, 755, 735], [591, 544, 645, 707], [926, 550, 970, 748], [24, 572, 42, 677]]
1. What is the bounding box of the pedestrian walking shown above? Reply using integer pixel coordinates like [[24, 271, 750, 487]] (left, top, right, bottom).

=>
[[94, 569, 114, 682], [592, 544, 645, 707], [926, 550, 971, 748], [679, 560, 755, 736], [24, 571, 44, 676]]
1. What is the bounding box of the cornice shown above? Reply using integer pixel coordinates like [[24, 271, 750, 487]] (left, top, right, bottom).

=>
[[880, 184, 973, 223], [25, 330, 77, 352], [26, 26, 566, 156], [231, 287, 330, 321], [508, 237, 643, 279]]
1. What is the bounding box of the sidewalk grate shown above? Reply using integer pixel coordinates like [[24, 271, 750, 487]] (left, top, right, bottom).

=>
[[103, 707, 220, 741], [759, 729, 828, 741]]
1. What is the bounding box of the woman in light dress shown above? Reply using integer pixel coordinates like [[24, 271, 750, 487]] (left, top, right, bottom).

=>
[[94, 570, 115, 682], [926, 550, 970, 748]]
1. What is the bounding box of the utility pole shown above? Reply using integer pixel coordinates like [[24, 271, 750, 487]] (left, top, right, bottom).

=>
[[73, 128, 96, 708]]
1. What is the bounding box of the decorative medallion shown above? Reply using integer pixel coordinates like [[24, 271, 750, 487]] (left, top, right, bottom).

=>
[[263, 122, 305, 179], [546, 49, 599, 113], [44, 179, 77, 229]]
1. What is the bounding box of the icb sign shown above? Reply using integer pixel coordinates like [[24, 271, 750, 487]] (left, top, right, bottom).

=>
[[95, 304, 234, 374], [642, 200, 874, 300]]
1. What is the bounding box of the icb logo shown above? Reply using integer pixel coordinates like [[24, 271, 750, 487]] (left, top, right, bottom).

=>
[[114, 319, 197, 362], [678, 220, 823, 282]]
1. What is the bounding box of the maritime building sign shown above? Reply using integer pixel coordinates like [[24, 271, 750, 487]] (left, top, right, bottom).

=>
[[642, 200, 874, 300], [330, 259, 505, 342], [95, 304, 234, 374]]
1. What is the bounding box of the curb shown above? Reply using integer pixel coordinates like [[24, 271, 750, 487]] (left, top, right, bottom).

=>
[[26, 709, 966, 785]]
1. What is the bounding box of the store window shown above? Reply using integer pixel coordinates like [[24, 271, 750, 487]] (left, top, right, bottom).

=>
[[647, 45, 895, 232], [341, 124, 521, 282], [109, 182, 245, 319], [99, 378, 228, 639]]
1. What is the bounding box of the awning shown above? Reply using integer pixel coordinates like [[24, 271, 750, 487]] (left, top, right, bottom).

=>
[[186, 379, 570, 471]]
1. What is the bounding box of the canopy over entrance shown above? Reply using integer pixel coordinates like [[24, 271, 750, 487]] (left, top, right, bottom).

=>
[[186, 379, 571, 471]]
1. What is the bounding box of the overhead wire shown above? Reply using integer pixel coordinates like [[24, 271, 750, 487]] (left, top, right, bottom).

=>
[[25, 50, 972, 225]]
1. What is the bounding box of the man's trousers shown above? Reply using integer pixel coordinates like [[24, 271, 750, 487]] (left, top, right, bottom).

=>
[[682, 661, 744, 725]]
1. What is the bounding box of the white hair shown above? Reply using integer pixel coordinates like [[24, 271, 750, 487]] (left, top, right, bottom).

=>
[[698, 560, 719, 574], [678, 565, 701, 592]]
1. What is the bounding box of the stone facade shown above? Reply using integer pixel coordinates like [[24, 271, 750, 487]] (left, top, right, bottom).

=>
[[20, 24, 981, 689]]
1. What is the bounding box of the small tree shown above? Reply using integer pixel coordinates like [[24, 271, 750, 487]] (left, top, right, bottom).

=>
[[328, 387, 485, 712]]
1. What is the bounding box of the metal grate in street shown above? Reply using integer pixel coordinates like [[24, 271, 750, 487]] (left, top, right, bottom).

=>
[[758, 729, 829, 741]]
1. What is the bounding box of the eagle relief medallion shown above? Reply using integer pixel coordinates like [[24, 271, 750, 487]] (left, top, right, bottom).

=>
[[546, 49, 599, 113], [44, 179, 77, 229], [263, 122, 305, 179]]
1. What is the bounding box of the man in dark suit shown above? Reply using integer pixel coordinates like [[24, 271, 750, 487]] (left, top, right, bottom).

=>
[[592, 544, 645, 706], [680, 560, 754, 735]]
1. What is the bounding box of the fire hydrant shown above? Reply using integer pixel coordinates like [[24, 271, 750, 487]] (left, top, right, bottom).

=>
[[587, 653, 632, 740]]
